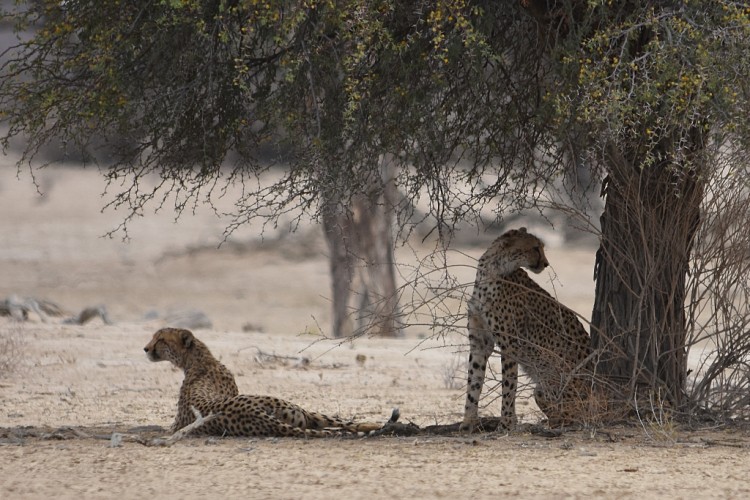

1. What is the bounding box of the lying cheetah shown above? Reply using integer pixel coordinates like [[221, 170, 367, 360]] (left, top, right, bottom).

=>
[[144, 327, 397, 437], [460, 228, 593, 432]]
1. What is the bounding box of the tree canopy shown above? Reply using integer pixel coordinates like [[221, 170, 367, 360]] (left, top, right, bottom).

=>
[[4, 1, 749, 228]]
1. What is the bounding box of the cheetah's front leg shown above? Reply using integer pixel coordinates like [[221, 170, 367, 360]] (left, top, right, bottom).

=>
[[500, 353, 519, 428], [460, 311, 495, 432]]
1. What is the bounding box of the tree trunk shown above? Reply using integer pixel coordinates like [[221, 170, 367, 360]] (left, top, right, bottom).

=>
[[321, 156, 402, 338], [591, 144, 702, 407]]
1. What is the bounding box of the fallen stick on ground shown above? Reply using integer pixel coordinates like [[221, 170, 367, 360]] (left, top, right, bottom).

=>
[[39, 407, 219, 447]]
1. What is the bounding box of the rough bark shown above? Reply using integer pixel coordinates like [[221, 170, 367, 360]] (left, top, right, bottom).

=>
[[321, 156, 402, 338], [591, 143, 702, 407]]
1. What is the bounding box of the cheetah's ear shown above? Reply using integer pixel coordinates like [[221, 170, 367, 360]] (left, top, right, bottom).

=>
[[518, 227, 527, 233], [180, 329, 194, 349]]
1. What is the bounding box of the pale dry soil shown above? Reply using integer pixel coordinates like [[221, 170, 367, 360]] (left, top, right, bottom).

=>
[[1, 165, 749, 499]]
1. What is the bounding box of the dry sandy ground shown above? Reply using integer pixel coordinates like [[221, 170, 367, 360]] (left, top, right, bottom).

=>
[[1, 165, 749, 499]]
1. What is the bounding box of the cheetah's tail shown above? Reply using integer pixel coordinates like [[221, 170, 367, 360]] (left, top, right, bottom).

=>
[[309, 407, 400, 434]]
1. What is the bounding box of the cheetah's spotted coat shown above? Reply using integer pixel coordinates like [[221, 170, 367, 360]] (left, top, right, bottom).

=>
[[460, 228, 593, 432], [145, 328, 394, 437]]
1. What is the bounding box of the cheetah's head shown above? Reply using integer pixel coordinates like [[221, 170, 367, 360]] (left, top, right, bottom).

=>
[[482, 227, 549, 274], [144, 327, 195, 366]]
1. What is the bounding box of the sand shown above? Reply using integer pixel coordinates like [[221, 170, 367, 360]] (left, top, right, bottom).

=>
[[1, 165, 749, 499]]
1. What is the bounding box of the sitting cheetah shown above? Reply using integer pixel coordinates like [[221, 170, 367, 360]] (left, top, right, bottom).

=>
[[144, 327, 397, 437], [460, 228, 593, 432]]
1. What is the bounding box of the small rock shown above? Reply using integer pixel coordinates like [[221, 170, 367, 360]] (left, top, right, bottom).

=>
[[108, 433, 123, 448]]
